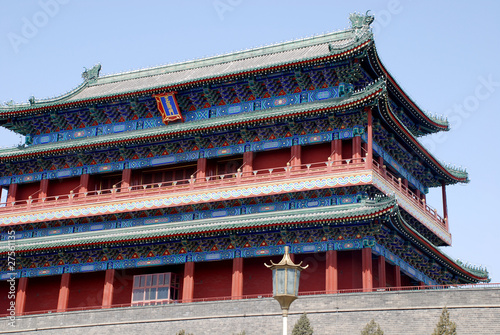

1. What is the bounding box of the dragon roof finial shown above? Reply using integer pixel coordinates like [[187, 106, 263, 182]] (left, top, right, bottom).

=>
[[82, 64, 101, 83], [349, 11, 375, 29]]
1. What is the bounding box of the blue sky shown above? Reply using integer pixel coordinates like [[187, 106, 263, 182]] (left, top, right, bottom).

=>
[[0, 1, 499, 282]]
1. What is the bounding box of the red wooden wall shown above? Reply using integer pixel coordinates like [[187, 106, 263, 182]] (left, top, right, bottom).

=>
[[253, 148, 290, 171], [111, 268, 137, 305], [16, 182, 39, 202], [48, 177, 80, 197], [338, 250, 362, 290], [301, 143, 331, 165], [0, 280, 11, 313], [67, 271, 104, 308], [242, 256, 282, 296], [5, 249, 420, 314], [386, 263, 396, 287], [342, 139, 353, 161], [401, 273, 412, 287], [24, 275, 60, 313], [295, 253, 326, 293], [193, 260, 232, 299], [373, 256, 380, 288]]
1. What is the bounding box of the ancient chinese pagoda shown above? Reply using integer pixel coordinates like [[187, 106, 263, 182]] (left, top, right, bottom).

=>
[[0, 13, 488, 316]]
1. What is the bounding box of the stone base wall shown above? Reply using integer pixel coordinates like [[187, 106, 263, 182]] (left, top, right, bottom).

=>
[[2, 287, 499, 335]]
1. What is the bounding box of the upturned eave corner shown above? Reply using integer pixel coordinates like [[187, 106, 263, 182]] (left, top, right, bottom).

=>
[[378, 97, 469, 187], [364, 41, 449, 136], [391, 210, 489, 283]]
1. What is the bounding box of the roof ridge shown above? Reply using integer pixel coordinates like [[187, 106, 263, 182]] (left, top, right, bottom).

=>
[[0, 27, 364, 112], [94, 28, 358, 86]]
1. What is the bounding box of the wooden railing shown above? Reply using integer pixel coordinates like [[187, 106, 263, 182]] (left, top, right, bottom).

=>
[[0, 158, 366, 212], [371, 160, 445, 226], [0, 158, 446, 228]]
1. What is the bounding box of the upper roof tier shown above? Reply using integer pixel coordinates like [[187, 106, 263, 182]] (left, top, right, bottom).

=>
[[0, 12, 447, 137]]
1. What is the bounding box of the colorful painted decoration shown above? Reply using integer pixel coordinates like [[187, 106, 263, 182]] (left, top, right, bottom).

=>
[[153, 92, 183, 125]]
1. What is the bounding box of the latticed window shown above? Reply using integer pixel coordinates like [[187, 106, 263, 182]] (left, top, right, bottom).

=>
[[141, 164, 196, 185], [131, 272, 179, 305]]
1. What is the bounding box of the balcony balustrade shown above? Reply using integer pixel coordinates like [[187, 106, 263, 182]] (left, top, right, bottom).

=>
[[0, 158, 446, 230]]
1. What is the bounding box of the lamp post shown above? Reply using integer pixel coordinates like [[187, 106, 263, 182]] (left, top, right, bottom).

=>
[[265, 246, 308, 335]]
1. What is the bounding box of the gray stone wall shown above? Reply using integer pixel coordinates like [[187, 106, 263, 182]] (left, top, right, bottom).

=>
[[1, 287, 499, 335]]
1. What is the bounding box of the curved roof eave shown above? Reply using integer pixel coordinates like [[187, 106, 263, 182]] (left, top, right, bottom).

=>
[[0, 28, 372, 118], [366, 45, 449, 135], [377, 95, 468, 185], [0, 81, 89, 115], [0, 198, 396, 254], [390, 210, 488, 283]]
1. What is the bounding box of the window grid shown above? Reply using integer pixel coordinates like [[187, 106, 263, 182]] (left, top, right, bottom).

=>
[[131, 272, 179, 306]]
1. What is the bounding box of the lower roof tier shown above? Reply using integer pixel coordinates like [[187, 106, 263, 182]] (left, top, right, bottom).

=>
[[0, 165, 452, 245], [0, 196, 489, 284]]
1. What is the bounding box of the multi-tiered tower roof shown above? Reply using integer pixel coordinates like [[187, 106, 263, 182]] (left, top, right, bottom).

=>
[[0, 13, 488, 316]]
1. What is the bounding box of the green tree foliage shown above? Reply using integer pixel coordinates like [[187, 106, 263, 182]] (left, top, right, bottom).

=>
[[176, 330, 193, 335], [292, 313, 314, 335], [361, 319, 384, 335], [432, 307, 457, 335]]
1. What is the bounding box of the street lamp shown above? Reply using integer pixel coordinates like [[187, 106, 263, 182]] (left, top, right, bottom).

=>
[[265, 246, 308, 335]]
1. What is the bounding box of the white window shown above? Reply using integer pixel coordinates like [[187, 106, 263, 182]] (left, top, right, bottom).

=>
[[131, 272, 179, 306]]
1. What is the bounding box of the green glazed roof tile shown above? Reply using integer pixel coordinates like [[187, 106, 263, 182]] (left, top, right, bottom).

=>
[[0, 197, 396, 253], [0, 80, 386, 159], [0, 29, 368, 114]]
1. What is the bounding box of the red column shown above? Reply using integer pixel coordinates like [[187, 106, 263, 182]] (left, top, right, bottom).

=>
[[395, 265, 402, 288], [353, 136, 362, 163], [377, 156, 383, 167], [377, 156, 385, 177], [291, 145, 301, 170], [441, 181, 448, 229], [182, 262, 195, 302], [362, 248, 373, 292], [378, 256, 386, 289], [15, 277, 28, 315], [57, 273, 71, 312], [39, 179, 49, 200], [403, 179, 409, 193], [102, 269, 115, 308], [325, 250, 338, 293], [7, 183, 17, 205], [332, 139, 342, 165], [79, 174, 89, 195], [121, 169, 131, 192], [196, 158, 207, 180], [243, 151, 253, 177], [231, 258, 244, 299], [366, 107, 373, 169]]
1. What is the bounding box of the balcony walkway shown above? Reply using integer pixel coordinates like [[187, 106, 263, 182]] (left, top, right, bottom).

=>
[[0, 159, 448, 241]]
